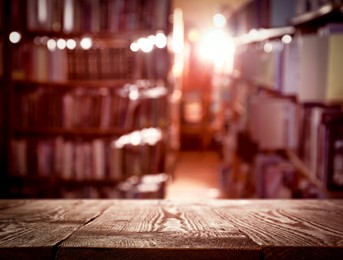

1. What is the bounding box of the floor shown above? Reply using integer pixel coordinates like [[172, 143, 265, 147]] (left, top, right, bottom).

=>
[[165, 150, 224, 199]]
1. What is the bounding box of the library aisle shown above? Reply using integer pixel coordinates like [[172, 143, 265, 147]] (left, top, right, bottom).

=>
[[166, 151, 223, 199]]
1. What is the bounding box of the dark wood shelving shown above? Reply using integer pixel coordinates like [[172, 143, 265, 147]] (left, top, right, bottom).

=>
[[13, 126, 129, 138], [13, 79, 130, 89], [9, 175, 121, 187], [291, 3, 343, 29], [3, 0, 172, 198], [24, 29, 163, 41]]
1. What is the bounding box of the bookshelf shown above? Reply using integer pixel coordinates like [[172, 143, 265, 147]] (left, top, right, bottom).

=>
[[2, 0, 173, 198], [221, 0, 343, 199]]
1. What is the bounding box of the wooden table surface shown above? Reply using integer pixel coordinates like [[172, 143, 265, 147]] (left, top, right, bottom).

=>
[[0, 199, 342, 259]]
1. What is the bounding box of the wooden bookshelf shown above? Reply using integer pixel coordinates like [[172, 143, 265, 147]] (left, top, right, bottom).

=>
[[2, 0, 173, 198], [222, 0, 343, 199]]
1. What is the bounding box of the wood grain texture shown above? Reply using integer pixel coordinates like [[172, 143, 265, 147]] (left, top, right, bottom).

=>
[[57, 200, 260, 259], [0, 200, 111, 259], [0, 199, 27, 210], [0, 200, 342, 259], [211, 200, 343, 259]]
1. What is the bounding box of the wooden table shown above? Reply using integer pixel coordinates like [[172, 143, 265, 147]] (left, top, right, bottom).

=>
[[0, 199, 342, 259]]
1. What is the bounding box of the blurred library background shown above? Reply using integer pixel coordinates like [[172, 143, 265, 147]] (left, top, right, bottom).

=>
[[1, 0, 343, 199]]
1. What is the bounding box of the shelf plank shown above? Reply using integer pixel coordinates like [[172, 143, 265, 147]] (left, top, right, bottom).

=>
[[234, 26, 295, 46], [291, 3, 343, 27], [13, 79, 129, 89], [8, 175, 121, 186], [13, 127, 128, 137], [24, 30, 162, 41]]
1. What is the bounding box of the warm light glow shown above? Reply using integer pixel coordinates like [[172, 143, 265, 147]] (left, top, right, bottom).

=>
[[66, 39, 76, 49], [188, 28, 200, 43], [264, 42, 273, 53], [113, 128, 162, 148], [172, 49, 184, 77], [148, 35, 156, 45], [80, 37, 92, 50], [142, 86, 168, 98], [198, 29, 235, 73], [57, 39, 66, 49], [130, 131, 142, 146], [129, 88, 139, 100], [138, 37, 153, 53], [9, 31, 21, 44], [282, 34, 292, 44], [248, 29, 259, 40], [142, 128, 162, 146], [155, 31, 167, 48], [213, 13, 226, 28], [47, 39, 57, 51], [172, 8, 184, 53], [130, 42, 139, 52]]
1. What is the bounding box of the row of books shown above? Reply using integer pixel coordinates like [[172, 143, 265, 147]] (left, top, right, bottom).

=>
[[229, 0, 342, 36], [229, 0, 298, 36], [68, 47, 133, 81], [253, 153, 297, 198], [14, 83, 168, 129], [244, 94, 343, 192], [19, 0, 171, 33], [10, 129, 165, 182], [317, 112, 343, 191], [237, 30, 343, 103], [298, 104, 343, 190], [12, 42, 169, 82]]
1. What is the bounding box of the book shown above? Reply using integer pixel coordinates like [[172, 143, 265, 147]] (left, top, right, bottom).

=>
[[11, 139, 28, 176], [49, 48, 68, 82], [281, 36, 301, 95], [92, 139, 105, 180], [254, 153, 295, 198], [248, 96, 298, 150], [62, 140, 74, 179], [317, 112, 343, 190], [326, 34, 343, 102], [299, 33, 343, 102], [37, 139, 53, 177]]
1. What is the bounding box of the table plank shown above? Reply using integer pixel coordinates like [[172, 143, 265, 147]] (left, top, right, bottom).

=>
[[1, 200, 342, 259], [57, 200, 261, 259], [0, 199, 27, 210], [211, 200, 343, 259], [0, 200, 112, 259]]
